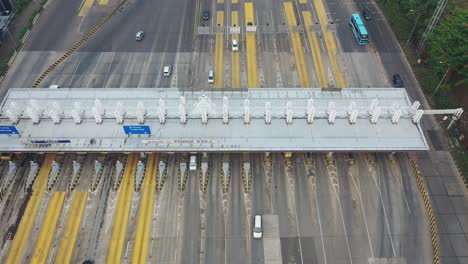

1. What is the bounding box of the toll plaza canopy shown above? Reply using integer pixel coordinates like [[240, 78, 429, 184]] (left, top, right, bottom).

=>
[[0, 88, 429, 152]]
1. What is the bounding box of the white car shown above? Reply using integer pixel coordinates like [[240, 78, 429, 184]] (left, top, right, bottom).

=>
[[135, 31, 144, 41], [232, 39, 238, 51], [163, 66, 172, 77]]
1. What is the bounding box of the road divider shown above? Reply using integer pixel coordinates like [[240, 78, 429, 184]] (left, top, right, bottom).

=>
[[410, 154, 440, 264]]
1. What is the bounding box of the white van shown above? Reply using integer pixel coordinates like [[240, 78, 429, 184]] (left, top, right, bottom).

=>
[[49, 85, 60, 89], [189, 155, 197, 171], [208, 70, 214, 84], [253, 215, 262, 239]]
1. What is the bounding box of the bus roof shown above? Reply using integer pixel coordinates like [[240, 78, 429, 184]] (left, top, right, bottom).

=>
[[351, 13, 368, 35]]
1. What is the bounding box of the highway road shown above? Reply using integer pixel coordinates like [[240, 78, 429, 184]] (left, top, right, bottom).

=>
[[0, 0, 465, 262]]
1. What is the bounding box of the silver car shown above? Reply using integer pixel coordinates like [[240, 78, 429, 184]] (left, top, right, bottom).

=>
[[135, 31, 144, 41]]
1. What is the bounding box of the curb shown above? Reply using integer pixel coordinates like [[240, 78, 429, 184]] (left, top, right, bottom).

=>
[[409, 154, 440, 264]]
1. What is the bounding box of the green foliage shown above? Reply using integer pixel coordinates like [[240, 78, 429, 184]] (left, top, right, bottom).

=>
[[19, 26, 29, 40], [13, 0, 33, 15], [426, 7, 468, 80], [27, 9, 40, 27], [40, 0, 48, 6]]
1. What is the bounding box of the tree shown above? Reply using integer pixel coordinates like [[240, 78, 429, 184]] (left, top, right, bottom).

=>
[[427, 7, 468, 81]]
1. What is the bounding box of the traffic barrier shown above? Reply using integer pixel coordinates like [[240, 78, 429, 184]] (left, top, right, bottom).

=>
[[32, 0, 129, 88], [410, 155, 440, 264]]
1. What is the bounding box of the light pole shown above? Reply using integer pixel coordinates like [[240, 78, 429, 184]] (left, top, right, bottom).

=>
[[405, 10, 421, 47]]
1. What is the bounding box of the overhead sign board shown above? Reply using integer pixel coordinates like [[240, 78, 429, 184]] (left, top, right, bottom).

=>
[[0, 126, 20, 135], [123, 125, 151, 135]]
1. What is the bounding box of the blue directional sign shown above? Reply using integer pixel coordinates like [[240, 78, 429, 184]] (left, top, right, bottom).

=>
[[0, 126, 20, 135], [123, 125, 151, 135]]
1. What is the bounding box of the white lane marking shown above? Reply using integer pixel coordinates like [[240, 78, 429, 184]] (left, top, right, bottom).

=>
[[287, 165, 304, 264], [311, 180, 327, 264], [86, 53, 103, 88], [67, 59, 81, 87], [349, 164, 374, 257], [368, 162, 397, 256], [329, 168, 353, 264], [395, 156, 411, 214], [102, 52, 115, 87], [121, 53, 133, 87], [137, 52, 154, 88], [154, 53, 166, 88]]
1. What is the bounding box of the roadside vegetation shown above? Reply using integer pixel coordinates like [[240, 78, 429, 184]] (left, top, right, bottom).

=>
[[376, 0, 468, 179]]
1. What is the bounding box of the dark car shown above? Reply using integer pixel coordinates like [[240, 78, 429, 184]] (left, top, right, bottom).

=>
[[392, 74, 404, 87], [362, 7, 371, 20], [202, 10, 210, 20]]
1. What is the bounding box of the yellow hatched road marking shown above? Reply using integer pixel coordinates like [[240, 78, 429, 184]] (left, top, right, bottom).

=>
[[31, 192, 66, 264], [79, 0, 94, 16], [99, 0, 108, 5], [244, 2, 258, 88], [284, 2, 311, 88], [55, 192, 88, 263], [217, 0, 224, 3], [231, 11, 240, 88], [313, 0, 346, 87], [106, 154, 138, 264], [132, 154, 158, 264], [232, 0, 238, 3], [302, 11, 327, 87], [6, 154, 56, 264], [215, 11, 224, 88], [299, 0, 307, 3]]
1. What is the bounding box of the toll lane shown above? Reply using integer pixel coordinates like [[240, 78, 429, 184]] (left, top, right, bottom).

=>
[[284, 2, 312, 88], [215, 11, 225, 88], [245, 2, 258, 88], [231, 11, 240, 88], [106, 154, 138, 264], [313, 0, 346, 88], [55, 191, 88, 263], [303, 11, 328, 88], [132, 154, 158, 264], [5, 154, 56, 264], [31, 191, 66, 264]]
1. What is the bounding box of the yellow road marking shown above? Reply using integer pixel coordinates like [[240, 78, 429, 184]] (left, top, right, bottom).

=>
[[106, 154, 138, 264], [231, 11, 240, 88], [299, 0, 307, 3], [31, 192, 66, 264], [232, 0, 238, 3], [132, 154, 158, 264], [6, 154, 56, 264], [284, 2, 311, 88], [215, 11, 224, 88], [302, 11, 327, 87], [244, 2, 258, 88], [55, 192, 88, 263], [99, 0, 108, 5], [79, 0, 94, 16], [217, 0, 224, 3], [313, 0, 346, 87]]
